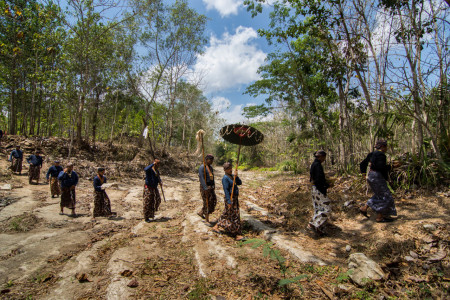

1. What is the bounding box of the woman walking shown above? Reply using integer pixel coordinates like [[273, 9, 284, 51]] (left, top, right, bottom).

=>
[[360, 140, 397, 222], [212, 162, 244, 241], [93, 167, 112, 218], [309, 150, 331, 234]]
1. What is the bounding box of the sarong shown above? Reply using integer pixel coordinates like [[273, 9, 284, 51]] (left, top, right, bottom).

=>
[[199, 185, 217, 215], [309, 185, 331, 230], [29, 165, 41, 182], [93, 190, 112, 217], [10, 158, 22, 173], [50, 177, 60, 196], [216, 195, 241, 236], [367, 170, 397, 216], [143, 185, 161, 219], [61, 187, 76, 209]]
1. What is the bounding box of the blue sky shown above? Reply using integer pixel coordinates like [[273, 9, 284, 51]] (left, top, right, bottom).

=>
[[187, 0, 274, 123]]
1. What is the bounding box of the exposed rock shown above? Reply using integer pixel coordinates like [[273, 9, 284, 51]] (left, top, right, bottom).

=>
[[0, 184, 12, 190], [345, 245, 352, 252], [423, 224, 437, 231], [409, 251, 419, 259], [404, 256, 415, 262], [127, 278, 139, 288], [348, 253, 386, 286], [427, 250, 447, 262]]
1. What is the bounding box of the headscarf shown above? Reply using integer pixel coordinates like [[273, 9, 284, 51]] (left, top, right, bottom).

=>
[[223, 162, 232, 170], [314, 150, 327, 158], [374, 140, 387, 149]]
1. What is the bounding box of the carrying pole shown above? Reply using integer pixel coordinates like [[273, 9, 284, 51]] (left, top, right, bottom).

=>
[[230, 139, 242, 206], [201, 132, 209, 222]]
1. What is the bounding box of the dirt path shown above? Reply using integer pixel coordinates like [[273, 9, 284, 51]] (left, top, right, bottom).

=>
[[1, 159, 448, 299]]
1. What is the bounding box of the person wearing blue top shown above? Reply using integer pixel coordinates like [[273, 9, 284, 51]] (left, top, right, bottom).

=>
[[93, 167, 112, 218], [9, 145, 23, 174], [143, 159, 162, 222], [46, 161, 63, 197], [27, 150, 43, 184], [197, 154, 217, 220], [58, 163, 79, 217], [211, 162, 244, 241]]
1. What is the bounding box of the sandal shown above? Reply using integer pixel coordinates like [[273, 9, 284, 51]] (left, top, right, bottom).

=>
[[359, 209, 369, 218], [376, 218, 395, 223]]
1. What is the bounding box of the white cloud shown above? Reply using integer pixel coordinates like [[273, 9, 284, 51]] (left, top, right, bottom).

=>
[[191, 26, 266, 93], [202, 0, 243, 17], [211, 96, 246, 123]]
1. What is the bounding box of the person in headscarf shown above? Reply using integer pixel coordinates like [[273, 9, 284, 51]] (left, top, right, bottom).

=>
[[93, 167, 112, 218], [26, 150, 43, 184], [143, 159, 162, 222], [46, 160, 63, 198], [308, 150, 331, 234], [58, 163, 78, 217], [8, 145, 23, 174], [198, 154, 217, 219], [211, 162, 244, 241], [360, 140, 398, 222]]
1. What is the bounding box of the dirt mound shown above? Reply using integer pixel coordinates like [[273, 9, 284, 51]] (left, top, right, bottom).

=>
[[1, 135, 198, 179], [0, 213, 42, 233]]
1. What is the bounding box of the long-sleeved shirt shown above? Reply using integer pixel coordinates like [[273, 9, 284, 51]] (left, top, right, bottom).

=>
[[93, 175, 106, 192], [198, 164, 215, 190], [26, 154, 43, 167], [369, 150, 391, 180], [9, 149, 23, 161], [310, 158, 329, 196], [58, 170, 79, 188], [46, 165, 63, 179], [222, 174, 242, 204], [144, 163, 161, 189]]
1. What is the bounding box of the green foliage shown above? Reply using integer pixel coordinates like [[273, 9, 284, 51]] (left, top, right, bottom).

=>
[[242, 238, 308, 288], [186, 278, 210, 300]]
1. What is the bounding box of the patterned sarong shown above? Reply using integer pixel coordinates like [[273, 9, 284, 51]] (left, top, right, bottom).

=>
[[50, 177, 60, 196], [29, 165, 41, 182], [199, 185, 217, 215], [61, 187, 76, 209], [367, 170, 397, 216], [309, 185, 331, 231], [216, 195, 241, 236], [143, 185, 161, 219], [10, 158, 22, 173], [93, 190, 112, 217]]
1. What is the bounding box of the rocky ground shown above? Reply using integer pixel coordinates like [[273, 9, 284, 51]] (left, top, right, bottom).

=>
[[0, 137, 449, 299]]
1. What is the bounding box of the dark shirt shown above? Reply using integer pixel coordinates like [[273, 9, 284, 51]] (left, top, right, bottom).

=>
[[310, 158, 329, 196], [93, 175, 107, 192], [199, 164, 215, 190], [222, 174, 242, 204], [46, 166, 63, 179], [0, 130, 3, 138], [369, 150, 391, 180], [58, 171, 79, 188], [26, 154, 43, 167], [144, 163, 161, 189], [9, 149, 23, 161]]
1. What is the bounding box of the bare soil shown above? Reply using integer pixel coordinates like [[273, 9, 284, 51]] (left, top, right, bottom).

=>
[[0, 137, 449, 299]]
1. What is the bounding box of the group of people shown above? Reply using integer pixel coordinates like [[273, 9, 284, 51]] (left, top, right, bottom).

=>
[[8, 146, 111, 218], [5, 138, 397, 240], [308, 139, 399, 235]]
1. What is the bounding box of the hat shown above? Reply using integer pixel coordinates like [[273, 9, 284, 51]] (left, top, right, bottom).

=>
[[54, 160, 60, 164]]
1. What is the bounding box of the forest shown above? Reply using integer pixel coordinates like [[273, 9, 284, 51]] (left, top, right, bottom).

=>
[[0, 0, 449, 178]]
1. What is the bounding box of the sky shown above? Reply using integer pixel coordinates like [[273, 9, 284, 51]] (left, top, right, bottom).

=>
[[187, 0, 274, 124]]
